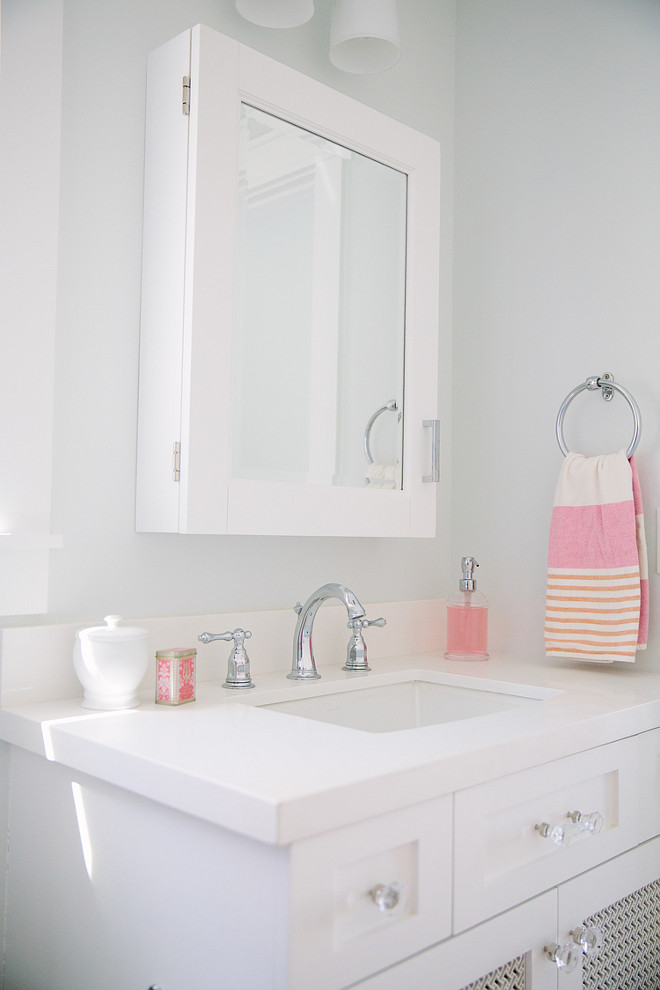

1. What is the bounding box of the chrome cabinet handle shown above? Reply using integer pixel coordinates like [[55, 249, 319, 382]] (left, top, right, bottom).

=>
[[422, 419, 440, 482], [369, 881, 407, 915]]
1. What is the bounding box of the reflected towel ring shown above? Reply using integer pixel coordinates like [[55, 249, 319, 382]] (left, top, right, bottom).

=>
[[364, 400, 399, 464], [556, 374, 642, 458]]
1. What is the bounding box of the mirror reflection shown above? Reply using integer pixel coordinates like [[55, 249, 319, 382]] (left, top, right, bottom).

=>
[[232, 103, 407, 490]]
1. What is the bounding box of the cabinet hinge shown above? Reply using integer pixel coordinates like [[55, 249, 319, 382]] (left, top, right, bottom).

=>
[[182, 75, 191, 116], [172, 441, 181, 482]]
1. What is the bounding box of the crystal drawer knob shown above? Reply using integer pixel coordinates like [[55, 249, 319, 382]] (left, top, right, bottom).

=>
[[536, 822, 575, 846], [369, 881, 407, 914], [571, 924, 604, 957], [535, 809, 604, 846], [568, 810, 603, 834], [545, 941, 581, 973]]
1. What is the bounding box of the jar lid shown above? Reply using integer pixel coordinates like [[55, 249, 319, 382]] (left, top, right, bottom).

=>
[[156, 647, 197, 658], [78, 615, 148, 642]]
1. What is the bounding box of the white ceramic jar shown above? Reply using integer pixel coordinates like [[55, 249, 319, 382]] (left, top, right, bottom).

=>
[[73, 614, 149, 710]]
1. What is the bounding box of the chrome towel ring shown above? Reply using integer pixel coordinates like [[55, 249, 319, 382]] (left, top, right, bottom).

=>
[[555, 373, 642, 458]]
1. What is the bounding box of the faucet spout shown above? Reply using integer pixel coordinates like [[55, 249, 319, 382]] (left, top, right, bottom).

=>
[[289, 582, 366, 680]]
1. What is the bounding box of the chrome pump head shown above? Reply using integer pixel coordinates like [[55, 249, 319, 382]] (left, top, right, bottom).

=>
[[459, 556, 479, 592]]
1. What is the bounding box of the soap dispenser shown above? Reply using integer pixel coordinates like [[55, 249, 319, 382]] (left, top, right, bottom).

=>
[[445, 556, 489, 661]]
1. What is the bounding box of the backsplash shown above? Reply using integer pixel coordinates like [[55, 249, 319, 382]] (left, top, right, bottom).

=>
[[0, 599, 445, 707]]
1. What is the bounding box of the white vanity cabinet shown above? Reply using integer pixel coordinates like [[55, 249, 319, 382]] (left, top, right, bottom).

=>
[[3, 726, 660, 989], [3, 750, 451, 990], [136, 25, 441, 538]]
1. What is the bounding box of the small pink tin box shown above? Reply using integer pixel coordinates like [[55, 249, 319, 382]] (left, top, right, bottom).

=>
[[155, 648, 196, 705]]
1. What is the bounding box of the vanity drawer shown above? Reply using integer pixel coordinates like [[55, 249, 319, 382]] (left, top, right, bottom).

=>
[[288, 795, 452, 990], [453, 736, 640, 931], [637, 727, 660, 842]]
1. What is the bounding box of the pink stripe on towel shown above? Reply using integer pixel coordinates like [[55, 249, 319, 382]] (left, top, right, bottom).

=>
[[545, 450, 647, 663], [548, 502, 639, 569], [630, 456, 648, 649]]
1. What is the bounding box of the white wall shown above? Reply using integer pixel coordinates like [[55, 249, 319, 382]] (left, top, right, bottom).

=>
[[0, 0, 63, 613], [23, 0, 454, 624], [9, 0, 657, 673], [453, 0, 660, 663]]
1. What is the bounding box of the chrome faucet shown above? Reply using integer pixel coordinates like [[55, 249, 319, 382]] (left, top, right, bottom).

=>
[[289, 582, 366, 680], [343, 616, 386, 672], [198, 627, 255, 689]]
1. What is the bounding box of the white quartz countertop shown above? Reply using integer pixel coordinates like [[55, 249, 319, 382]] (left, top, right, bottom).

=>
[[2, 652, 660, 845]]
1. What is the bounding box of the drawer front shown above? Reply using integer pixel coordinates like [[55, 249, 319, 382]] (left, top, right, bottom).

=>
[[637, 727, 660, 842], [289, 795, 452, 990], [454, 736, 640, 931]]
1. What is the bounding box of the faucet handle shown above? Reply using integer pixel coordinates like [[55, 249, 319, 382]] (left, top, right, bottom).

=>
[[348, 617, 386, 630], [199, 628, 252, 645], [343, 616, 386, 672], [229, 627, 252, 648], [197, 628, 255, 690]]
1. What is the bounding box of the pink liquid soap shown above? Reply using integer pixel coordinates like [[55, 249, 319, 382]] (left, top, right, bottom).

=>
[[445, 556, 489, 661], [445, 602, 489, 661]]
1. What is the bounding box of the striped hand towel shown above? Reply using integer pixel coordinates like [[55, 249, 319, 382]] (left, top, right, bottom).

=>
[[545, 451, 648, 663]]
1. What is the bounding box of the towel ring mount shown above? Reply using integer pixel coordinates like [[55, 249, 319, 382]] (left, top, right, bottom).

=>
[[556, 373, 641, 458]]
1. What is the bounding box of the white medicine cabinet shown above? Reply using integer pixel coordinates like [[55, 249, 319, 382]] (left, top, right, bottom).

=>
[[136, 25, 441, 536]]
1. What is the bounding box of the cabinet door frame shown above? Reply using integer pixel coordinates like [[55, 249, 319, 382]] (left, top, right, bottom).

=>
[[557, 835, 660, 990], [353, 888, 559, 990], [137, 24, 441, 537], [637, 726, 660, 842]]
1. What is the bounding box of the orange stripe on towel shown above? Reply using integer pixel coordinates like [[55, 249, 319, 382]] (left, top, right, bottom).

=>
[[546, 610, 637, 628], [546, 594, 640, 604], [544, 566, 641, 662], [545, 628, 638, 641], [545, 604, 641, 614], [547, 583, 640, 593]]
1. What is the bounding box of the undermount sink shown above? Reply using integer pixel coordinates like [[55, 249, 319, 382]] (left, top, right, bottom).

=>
[[248, 672, 560, 734]]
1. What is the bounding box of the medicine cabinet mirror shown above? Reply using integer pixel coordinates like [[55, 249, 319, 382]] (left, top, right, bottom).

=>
[[136, 25, 441, 537]]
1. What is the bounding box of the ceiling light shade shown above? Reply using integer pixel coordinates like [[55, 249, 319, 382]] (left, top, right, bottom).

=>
[[235, 0, 315, 28], [329, 0, 400, 74]]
